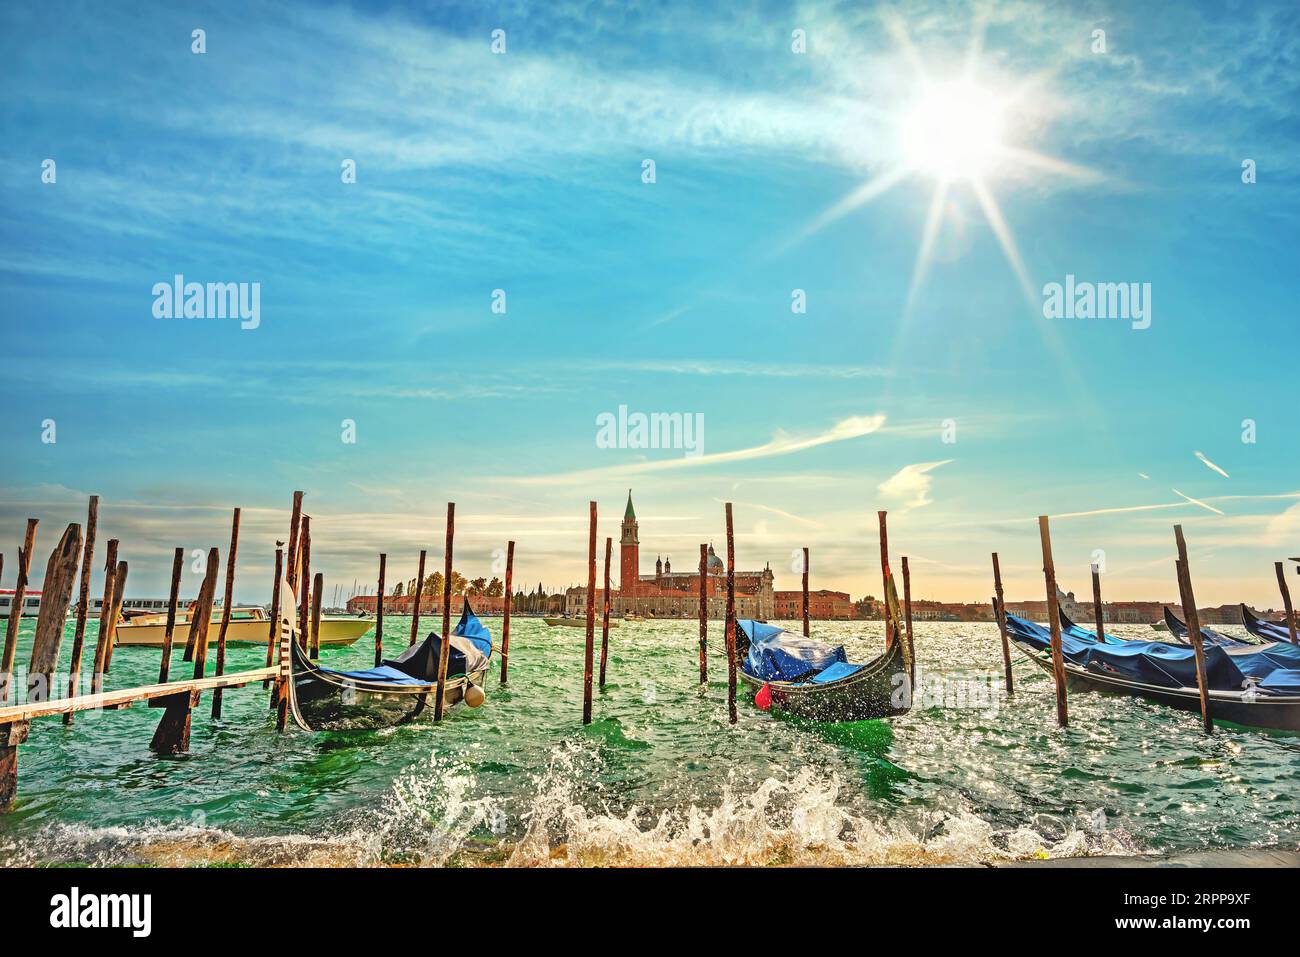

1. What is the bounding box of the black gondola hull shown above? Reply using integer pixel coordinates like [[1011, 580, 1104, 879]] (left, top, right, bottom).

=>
[[737, 638, 911, 723], [287, 641, 486, 732], [1014, 640, 1300, 733]]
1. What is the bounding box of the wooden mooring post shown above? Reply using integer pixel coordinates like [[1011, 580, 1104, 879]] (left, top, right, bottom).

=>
[[901, 555, 915, 688], [310, 572, 323, 658], [434, 503, 456, 722], [375, 553, 387, 667], [1091, 562, 1106, 644], [697, 543, 708, 685], [599, 536, 611, 690], [64, 497, 98, 723], [99, 557, 128, 676], [158, 547, 184, 684], [265, 547, 284, 691], [582, 502, 596, 725], [878, 511, 893, 648], [1276, 561, 1297, 645], [990, 552, 1013, 695], [801, 546, 810, 637], [89, 539, 118, 693], [28, 524, 82, 703], [409, 549, 427, 647], [2, 519, 39, 707], [1173, 526, 1212, 734], [1037, 516, 1069, 728], [151, 548, 218, 754], [724, 503, 737, 725], [189, 548, 220, 681], [285, 491, 304, 597], [212, 508, 241, 718], [499, 541, 514, 685], [297, 516, 312, 652], [0, 719, 29, 810]]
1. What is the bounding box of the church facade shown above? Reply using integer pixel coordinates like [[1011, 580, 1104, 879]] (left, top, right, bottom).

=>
[[566, 491, 775, 620]]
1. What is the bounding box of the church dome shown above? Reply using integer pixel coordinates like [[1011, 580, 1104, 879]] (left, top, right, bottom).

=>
[[706, 544, 724, 571]]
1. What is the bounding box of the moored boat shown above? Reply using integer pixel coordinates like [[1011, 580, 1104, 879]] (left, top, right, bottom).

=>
[[115, 605, 371, 647], [1161, 606, 1253, 647], [1241, 604, 1298, 644], [735, 619, 912, 723], [287, 601, 492, 732], [1005, 613, 1300, 732], [1058, 608, 1124, 645]]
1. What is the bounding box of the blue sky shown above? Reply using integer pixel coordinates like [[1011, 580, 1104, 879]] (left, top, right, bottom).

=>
[[2, 0, 1297, 608]]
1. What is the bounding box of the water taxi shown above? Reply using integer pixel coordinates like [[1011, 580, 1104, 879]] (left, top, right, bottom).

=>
[[115, 606, 371, 647]]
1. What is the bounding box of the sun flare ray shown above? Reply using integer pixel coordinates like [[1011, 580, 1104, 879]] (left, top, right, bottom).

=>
[[783, 164, 911, 251], [970, 177, 1037, 307], [904, 179, 950, 317]]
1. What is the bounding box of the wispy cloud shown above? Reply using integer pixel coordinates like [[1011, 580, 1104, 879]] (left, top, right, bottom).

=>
[[507, 414, 887, 486], [1194, 451, 1230, 478], [589, 360, 891, 380], [1171, 487, 1226, 516], [714, 498, 823, 529], [877, 460, 952, 510]]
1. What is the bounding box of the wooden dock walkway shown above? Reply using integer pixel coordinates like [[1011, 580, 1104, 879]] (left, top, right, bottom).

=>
[[0, 665, 280, 808], [0, 666, 275, 724]]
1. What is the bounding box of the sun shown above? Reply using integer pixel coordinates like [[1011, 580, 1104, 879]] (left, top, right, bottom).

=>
[[789, 14, 1099, 319], [901, 81, 1006, 180]]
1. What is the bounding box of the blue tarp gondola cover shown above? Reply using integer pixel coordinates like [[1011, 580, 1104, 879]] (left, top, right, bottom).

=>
[[1002, 613, 1300, 694], [324, 601, 493, 685], [738, 619, 848, 682]]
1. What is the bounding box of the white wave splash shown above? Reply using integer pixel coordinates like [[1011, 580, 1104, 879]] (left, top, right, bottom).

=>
[[1, 742, 1137, 867]]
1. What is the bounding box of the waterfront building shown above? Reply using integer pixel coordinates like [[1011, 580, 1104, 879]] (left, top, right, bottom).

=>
[[772, 589, 854, 620]]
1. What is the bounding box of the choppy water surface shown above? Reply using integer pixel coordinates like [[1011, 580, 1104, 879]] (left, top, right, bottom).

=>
[[1, 618, 1297, 866]]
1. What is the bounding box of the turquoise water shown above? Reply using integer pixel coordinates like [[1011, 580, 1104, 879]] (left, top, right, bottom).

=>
[[1, 617, 1297, 866]]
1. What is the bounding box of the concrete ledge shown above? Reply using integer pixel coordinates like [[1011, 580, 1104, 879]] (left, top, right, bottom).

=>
[[998, 848, 1298, 868]]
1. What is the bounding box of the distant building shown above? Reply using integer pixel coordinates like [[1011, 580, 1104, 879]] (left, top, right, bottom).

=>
[[567, 491, 775, 619], [772, 589, 854, 620]]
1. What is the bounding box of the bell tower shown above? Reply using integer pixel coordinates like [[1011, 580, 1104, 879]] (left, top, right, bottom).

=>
[[620, 489, 640, 597]]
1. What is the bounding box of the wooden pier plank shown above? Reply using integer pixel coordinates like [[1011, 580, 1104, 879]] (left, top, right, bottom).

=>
[[0, 666, 277, 724]]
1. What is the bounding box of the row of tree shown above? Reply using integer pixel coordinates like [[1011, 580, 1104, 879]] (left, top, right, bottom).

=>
[[390, 571, 505, 599]]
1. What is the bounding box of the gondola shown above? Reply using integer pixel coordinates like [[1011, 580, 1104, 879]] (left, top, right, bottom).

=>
[[1162, 606, 1253, 647], [1241, 604, 1298, 644], [735, 620, 912, 722], [287, 601, 492, 732], [1005, 613, 1300, 732], [1062, 606, 1246, 649], [1058, 608, 1124, 644]]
